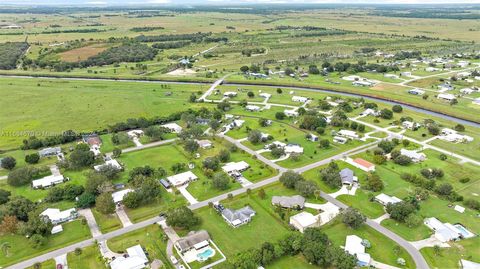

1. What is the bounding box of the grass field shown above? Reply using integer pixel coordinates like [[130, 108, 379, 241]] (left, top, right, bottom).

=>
[[0, 220, 91, 267], [59, 43, 111, 62], [0, 77, 207, 149], [92, 208, 122, 234], [67, 245, 105, 269]]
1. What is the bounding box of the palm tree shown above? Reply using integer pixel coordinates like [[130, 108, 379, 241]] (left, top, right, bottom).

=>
[[1, 242, 11, 257]]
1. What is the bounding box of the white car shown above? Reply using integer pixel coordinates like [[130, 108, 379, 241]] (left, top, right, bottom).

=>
[[170, 256, 178, 264]]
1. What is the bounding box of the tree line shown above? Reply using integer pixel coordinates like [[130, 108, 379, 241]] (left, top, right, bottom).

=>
[[0, 42, 29, 70]]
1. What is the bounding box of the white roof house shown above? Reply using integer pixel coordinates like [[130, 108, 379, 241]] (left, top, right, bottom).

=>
[[439, 128, 474, 143], [400, 149, 426, 162], [424, 217, 461, 243], [110, 245, 148, 269], [166, 171, 198, 187], [344, 235, 372, 267], [342, 75, 362, 81], [375, 193, 402, 206], [228, 119, 245, 129], [408, 88, 425, 95], [222, 161, 250, 174], [161, 123, 183, 133], [402, 121, 420, 130], [454, 205, 466, 213], [245, 105, 261, 112], [460, 88, 475, 95], [127, 130, 144, 138], [223, 91, 237, 97], [196, 139, 212, 149], [284, 144, 304, 154], [437, 93, 456, 102], [40, 208, 77, 225], [289, 212, 318, 233], [360, 109, 378, 117], [292, 96, 308, 103], [32, 175, 65, 189], [460, 259, 480, 269], [284, 109, 299, 117], [353, 80, 375, 87], [338, 130, 359, 139], [112, 189, 134, 204], [94, 159, 122, 171]]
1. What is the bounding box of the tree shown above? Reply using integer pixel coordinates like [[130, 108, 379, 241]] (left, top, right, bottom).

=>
[[319, 162, 341, 188], [258, 188, 266, 199], [184, 139, 199, 154], [394, 155, 412, 166], [386, 201, 416, 222], [189, 93, 197, 103], [144, 126, 166, 141], [203, 157, 220, 171], [29, 234, 46, 249], [135, 177, 162, 203], [0, 215, 19, 234], [0, 156, 16, 170], [405, 213, 422, 228], [212, 172, 230, 190], [76, 192, 96, 208], [74, 248, 82, 256], [373, 154, 386, 165], [341, 208, 366, 229], [95, 193, 115, 215], [275, 112, 286, 120], [166, 206, 200, 229], [279, 171, 304, 189], [0, 189, 11, 205], [433, 245, 442, 256], [69, 144, 95, 168], [378, 140, 395, 153], [439, 154, 447, 161], [7, 166, 43, 186], [3, 196, 35, 222], [380, 109, 393, 119], [365, 173, 384, 192], [112, 148, 122, 158], [209, 120, 221, 131], [435, 183, 453, 196], [276, 88, 283, 94], [25, 153, 40, 164], [217, 149, 231, 162], [402, 139, 410, 147], [392, 105, 403, 113], [319, 139, 330, 149], [258, 118, 270, 127], [247, 91, 255, 98], [240, 65, 249, 73], [271, 146, 285, 158], [454, 124, 465, 132], [248, 130, 263, 144], [123, 191, 141, 209], [295, 180, 318, 198]]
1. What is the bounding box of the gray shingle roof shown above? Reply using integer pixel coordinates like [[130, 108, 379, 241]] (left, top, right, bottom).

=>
[[272, 195, 305, 208], [175, 230, 210, 252], [340, 168, 354, 184], [222, 206, 255, 223]]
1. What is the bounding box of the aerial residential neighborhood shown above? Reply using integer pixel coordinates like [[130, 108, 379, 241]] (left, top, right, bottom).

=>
[[0, 2, 479, 269]]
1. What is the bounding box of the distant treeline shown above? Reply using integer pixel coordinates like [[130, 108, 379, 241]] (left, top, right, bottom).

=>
[[40, 28, 110, 34], [152, 41, 190, 49], [372, 10, 480, 20], [0, 42, 29, 70], [130, 26, 165, 32], [134, 32, 211, 42]]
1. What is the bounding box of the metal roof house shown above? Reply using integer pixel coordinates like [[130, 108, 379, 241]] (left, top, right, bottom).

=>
[[38, 147, 61, 158], [221, 206, 256, 227], [339, 168, 357, 186]]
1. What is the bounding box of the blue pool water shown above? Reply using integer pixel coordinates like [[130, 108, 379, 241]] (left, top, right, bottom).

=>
[[197, 248, 214, 260], [454, 224, 473, 238]]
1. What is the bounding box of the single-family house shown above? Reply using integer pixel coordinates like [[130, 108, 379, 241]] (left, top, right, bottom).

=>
[[284, 144, 304, 154], [259, 93, 271, 99], [289, 212, 318, 233], [221, 206, 256, 227], [351, 158, 375, 172], [402, 121, 420, 130], [32, 175, 66, 189], [127, 130, 144, 138], [333, 136, 348, 144], [375, 193, 402, 206], [439, 128, 474, 143], [338, 130, 359, 139], [352, 80, 374, 87], [400, 149, 426, 162], [340, 168, 357, 186], [245, 105, 261, 112], [196, 139, 213, 149], [82, 134, 102, 147], [425, 67, 440, 72], [223, 92, 237, 98], [272, 195, 305, 209], [408, 88, 425, 95], [112, 189, 134, 204], [460, 88, 475, 95], [38, 147, 61, 158], [292, 96, 308, 103], [438, 83, 454, 92], [460, 259, 480, 269], [457, 71, 471, 78], [457, 61, 469, 68], [437, 93, 456, 102], [94, 159, 122, 171], [196, 118, 210, 126], [167, 171, 198, 187], [265, 141, 286, 150], [400, 72, 412, 77], [174, 230, 211, 254], [344, 235, 372, 267], [40, 208, 78, 225], [110, 245, 149, 269], [161, 123, 183, 134], [228, 119, 245, 129], [307, 133, 319, 142], [284, 109, 299, 117], [222, 161, 250, 174], [424, 217, 462, 243], [360, 109, 379, 117]]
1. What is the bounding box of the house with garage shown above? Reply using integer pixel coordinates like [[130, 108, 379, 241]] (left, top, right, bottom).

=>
[[175, 230, 211, 255], [196, 139, 213, 149], [161, 123, 183, 134], [439, 128, 474, 143], [32, 174, 67, 189], [460, 88, 475, 95], [40, 208, 78, 225], [360, 109, 379, 117], [222, 161, 250, 175], [344, 235, 372, 267], [292, 96, 308, 103], [245, 105, 261, 112], [167, 171, 198, 187], [272, 195, 305, 209], [349, 158, 375, 172], [307, 133, 319, 142], [340, 168, 358, 186], [259, 93, 271, 99], [110, 245, 149, 269], [127, 130, 144, 138], [38, 147, 62, 158], [221, 206, 256, 227], [94, 159, 122, 171], [408, 88, 425, 95], [402, 121, 420, 130], [289, 212, 318, 233], [400, 149, 426, 162], [284, 109, 299, 117], [284, 144, 304, 154], [112, 189, 134, 204], [375, 193, 402, 206], [333, 136, 348, 144], [338, 130, 360, 140], [437, 93, 456, 102], [424, 217, 463, 243], [82, 134, 102, 156], [223, 92, 237, 98]]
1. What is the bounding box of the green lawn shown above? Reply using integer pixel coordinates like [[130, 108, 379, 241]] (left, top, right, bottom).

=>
[[421, 237, 480, 269], [92, 208, 122, 234], [26, 259, 56, 269], [381, 219, 432, 241], [269, 255, 319, 269], [107, 224, 173, 269], [67, 245, 106, 269], [322, 219, 415, 268], [0, 220, 91, 267]]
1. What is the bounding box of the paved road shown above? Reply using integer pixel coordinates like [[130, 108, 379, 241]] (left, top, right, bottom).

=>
[[2, 73, 478, 127]]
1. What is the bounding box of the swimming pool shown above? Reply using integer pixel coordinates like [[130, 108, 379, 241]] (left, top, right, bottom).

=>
[[454, 224, 475, 239], [197, 248, 215, 261]]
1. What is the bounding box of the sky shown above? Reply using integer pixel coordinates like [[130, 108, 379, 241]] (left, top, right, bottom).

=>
[[1, 0, 480, 5]]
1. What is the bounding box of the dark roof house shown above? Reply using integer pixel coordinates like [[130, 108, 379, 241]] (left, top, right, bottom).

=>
[[175, 230, 211, 253], [272, 195, 305, 209], [221, 206, 256, 227], [340, 168, 356, 185]]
